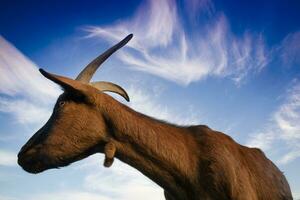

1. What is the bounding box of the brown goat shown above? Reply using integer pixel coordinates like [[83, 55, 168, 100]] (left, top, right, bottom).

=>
[[18, 34, 293, 200]]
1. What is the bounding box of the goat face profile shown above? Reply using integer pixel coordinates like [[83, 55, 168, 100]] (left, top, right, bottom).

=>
[[17, 34, 132, 173]]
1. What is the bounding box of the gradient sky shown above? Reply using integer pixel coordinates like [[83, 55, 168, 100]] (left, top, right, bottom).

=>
[[1, 0, 300, 199]]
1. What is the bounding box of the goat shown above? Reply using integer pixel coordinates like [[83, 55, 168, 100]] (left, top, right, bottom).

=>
[[18, 34, 293, 200]]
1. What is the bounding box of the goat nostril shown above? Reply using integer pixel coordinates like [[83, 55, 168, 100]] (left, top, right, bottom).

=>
[[18, 147, 37, 161]]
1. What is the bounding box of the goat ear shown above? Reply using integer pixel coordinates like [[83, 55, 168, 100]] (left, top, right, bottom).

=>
[[39, 69, 85, 94]]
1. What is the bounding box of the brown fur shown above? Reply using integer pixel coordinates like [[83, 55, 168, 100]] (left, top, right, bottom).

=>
[[18, 73, 293, 200], [104, 141, 116, 167]]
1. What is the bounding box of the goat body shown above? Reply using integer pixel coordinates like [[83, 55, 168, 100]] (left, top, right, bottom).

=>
[[95, 92, 293, 200], [17, 34, 293, 200]]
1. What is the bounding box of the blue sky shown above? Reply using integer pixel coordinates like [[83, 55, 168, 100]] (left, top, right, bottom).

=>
[[0, 0, 300, 199]]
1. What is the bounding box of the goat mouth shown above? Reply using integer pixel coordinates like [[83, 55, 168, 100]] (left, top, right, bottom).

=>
[[18, 154, 61, 174], [19, 160, 61, 174], [22, 165, 47, 174], [18, 159, 48, 174]]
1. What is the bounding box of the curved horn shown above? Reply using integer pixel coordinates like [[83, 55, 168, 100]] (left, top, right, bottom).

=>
[[76, 34, 133, 83], [90, 81, 130, 102]]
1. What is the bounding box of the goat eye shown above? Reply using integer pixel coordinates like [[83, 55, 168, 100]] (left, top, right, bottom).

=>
[[59, 101, 65, 107]]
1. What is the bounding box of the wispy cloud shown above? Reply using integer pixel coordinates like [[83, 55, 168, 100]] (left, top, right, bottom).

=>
[[85, 0, 268, 85], [0, 98, 52, 124], [0, 36, 60, 125], [0, 150, 17, 166], [127, 85, 201, 125], [24, 191, 111, 200], [278, 31, 300, 68], [0, 36, 59, 101], [83, 159, 163, 200], [185, 0, 215, 19], [247, 80, 300, 164], [69, 153, 164, 200], [292, 190, 300, 200], [0, 195, 17, 200]]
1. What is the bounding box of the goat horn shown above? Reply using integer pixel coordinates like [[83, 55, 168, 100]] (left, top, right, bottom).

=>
[[76, 34, 133, 83], [90, 81, 130, 102]]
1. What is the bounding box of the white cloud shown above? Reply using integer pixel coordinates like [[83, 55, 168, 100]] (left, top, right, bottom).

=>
[[278, 150, 300, 165], [127, 85, 200, 125], [0, 150, 17, 166], [247, 80, 300, 164], [278, 31, 300, 67], [185, 0, 215, 19], [246, 130, 274, 151], [0, 98, 52, 124], [25, 191, 111, 200], [0, 36, 59, 101], [85, 0, 268, 85], [0, 195, 17, 200], [292, 190, 300, 200], [274, 83, 300, 140], [83, 159, 164, 200], [67, 154, 164, 200], [0, 36, 60, 126]]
